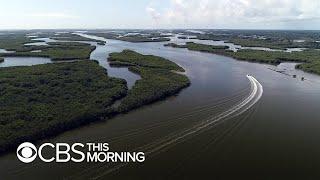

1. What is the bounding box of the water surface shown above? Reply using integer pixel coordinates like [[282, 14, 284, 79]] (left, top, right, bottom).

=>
[[0, 57, 52, 67]]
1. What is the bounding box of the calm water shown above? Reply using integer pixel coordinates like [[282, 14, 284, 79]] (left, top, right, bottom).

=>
[[0, 48, 15, 53], [82, 34, 141, 89], [1, 34, 320, 179], [0, 57, 52, 67]]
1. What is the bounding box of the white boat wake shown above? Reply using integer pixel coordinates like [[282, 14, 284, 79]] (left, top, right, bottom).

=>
[[91, 75, 264, 179], [141, 75, 263, 154]]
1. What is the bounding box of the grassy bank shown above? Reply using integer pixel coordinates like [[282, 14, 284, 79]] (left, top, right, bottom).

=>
[[108, 50, 190, 112], [0, 61, 127, 152], [165, 42, 320, 75]]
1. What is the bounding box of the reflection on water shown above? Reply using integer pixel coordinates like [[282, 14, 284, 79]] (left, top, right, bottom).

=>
[[0, 57, 52, 67], [275, 62, 320, 84], [24, 38, 55, 46], [0, 48, 15, 53]]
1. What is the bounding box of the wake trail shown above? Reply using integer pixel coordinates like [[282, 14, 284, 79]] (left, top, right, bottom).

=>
[[140, 75, 263, 154], [92, 75, 264, 179]]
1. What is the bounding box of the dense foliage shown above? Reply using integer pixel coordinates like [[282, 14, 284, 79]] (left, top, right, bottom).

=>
[[296, 61, 320, 74], [109, 50, 185, 71], [190, 30, 320, 49], [0, 34, 43, 52], [108, 50, 190, 112], [186, 42, 229, 51], [0, 61, 127, 152]]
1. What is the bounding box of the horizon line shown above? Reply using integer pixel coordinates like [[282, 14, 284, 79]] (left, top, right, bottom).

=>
[[0, 28, 320, 31]]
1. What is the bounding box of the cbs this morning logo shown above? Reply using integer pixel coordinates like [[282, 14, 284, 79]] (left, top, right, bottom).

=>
[[16, 142, 145, 164], [17, 142, 38, 163]]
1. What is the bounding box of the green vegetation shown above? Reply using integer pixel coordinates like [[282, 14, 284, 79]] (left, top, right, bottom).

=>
[[229, 38, 320, 50], [185, 42, 229, 51], [88, 33, 170, 42], [108, 49, 184, 71], [50, 33, 105, 44], [108, 50, 190, 112], [229, 38, 290, 50], [178, 36, 188, 39], [165, 42, 230, 54], [0, 50, 190, 152], [165, 42, 228, 51], [195, 30, 320, 49], [0, 42, 95, 61], [0, 33, 191, 152], [88, 32, 119, 40], [164, 43, 188, 48], [296, 61, 320, 74], [224, 49, 319, 65], [165, 42, 320, 75], [0, 61, 127, 152], [118, 35, 170, 42], [0, 32, 104, 61], [0, 34, 43, 52]]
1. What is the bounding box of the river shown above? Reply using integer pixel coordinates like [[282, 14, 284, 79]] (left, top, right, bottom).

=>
[[1, 33, 320, 179]]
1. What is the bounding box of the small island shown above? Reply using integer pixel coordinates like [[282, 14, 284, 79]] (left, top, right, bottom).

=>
[[108, 50, 190, 112], [0, 57, 4, 63], [0, 61, 128, 152]]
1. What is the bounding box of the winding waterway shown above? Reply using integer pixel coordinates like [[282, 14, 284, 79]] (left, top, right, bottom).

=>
[[1, 33, 320, 179], [171, 34, 307, 52]]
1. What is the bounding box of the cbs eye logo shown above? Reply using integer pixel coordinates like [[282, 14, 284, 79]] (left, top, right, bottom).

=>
[[16, 142, 37, 163]]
